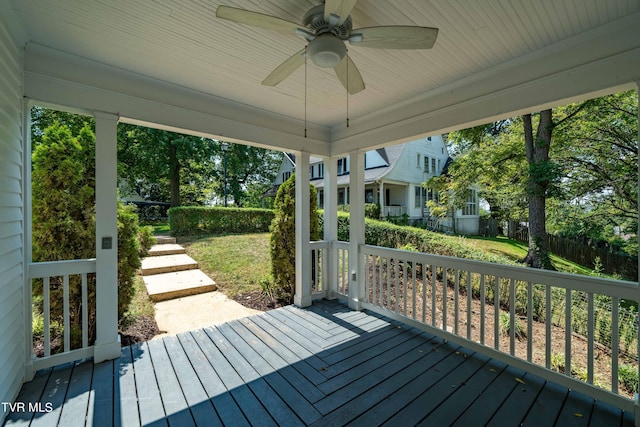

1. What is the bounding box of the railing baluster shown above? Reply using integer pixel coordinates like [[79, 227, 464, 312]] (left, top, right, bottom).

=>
[[467, 271, 472, 340], [386, 257, 390, 309], [480, 274, 486, 345], [565, 288, 572, 377], [587, 292, 594, 384], [82, 273, 88, 349], [422, 263, 427, 324], [494, 276, 500, 350], [395, 258, 400, 313], [454, 269, 459, 336], [63, 274, 70, 353], [527, 282, 533, 362], [44, 276, 51, 357], [510, 278, 516, 356], [546, 285, 552, 369], [411, 261, 417, 320], [612, 297, 619, 394], [431, 265, 437, 327], [442, 267, 447, 331], [402, 259, 408, 316]]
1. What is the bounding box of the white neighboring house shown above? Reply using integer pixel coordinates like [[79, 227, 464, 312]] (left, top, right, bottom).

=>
[[271, 136, 480, 235]]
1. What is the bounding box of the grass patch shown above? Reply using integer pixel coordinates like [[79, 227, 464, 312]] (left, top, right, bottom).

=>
[[120, 276, 156, 327], [180, 233, 271, 297], [466, 235, 595, 276], [140, 220, 170, 235]]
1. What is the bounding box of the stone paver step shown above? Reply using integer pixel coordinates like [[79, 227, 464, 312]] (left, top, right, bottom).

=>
[[154, 235, 176, 245], [141, 254, 198, 276], [148, 244, 185, 257], [143, 269, 217, 302]]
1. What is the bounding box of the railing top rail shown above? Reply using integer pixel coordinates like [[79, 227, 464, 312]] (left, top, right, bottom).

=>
[[29, 258, 97, 278], [360, 244, 638, 299]]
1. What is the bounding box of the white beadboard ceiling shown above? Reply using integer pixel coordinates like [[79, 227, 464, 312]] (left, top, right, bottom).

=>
[[7, 0, 640, 152]]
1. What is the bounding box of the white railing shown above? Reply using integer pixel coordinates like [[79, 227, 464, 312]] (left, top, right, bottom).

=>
[[309, 241, 350, 300], [310, 241, 328, 299], [359, 244, 639, 413], [29, 259, 96, 371], [382, 205, 406, 217]]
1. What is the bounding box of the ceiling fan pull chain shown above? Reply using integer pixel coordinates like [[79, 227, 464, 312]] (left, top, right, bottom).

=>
[[346, 52, 350, 128], [304, 46, 308, 138]]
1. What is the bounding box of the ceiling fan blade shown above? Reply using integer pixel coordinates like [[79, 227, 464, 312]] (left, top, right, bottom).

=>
[[334, 55, 365, 95], [216, 6, 301, 34], [324, 0, 358, 26], [349, 26, 438, 49], [262, 49, 306, 87]]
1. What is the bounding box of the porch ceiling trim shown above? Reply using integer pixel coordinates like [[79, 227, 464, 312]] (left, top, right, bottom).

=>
[[23, 43, 331, 156]]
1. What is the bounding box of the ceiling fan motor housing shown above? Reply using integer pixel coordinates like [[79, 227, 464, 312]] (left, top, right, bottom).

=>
[[303, 4, 351, 68]]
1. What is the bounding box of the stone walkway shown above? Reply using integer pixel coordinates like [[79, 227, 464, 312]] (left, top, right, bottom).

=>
[[142, 236, 262, 338]]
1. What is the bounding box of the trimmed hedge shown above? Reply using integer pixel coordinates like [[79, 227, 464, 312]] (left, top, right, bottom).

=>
[[168, 206, 274, 236], [320, 211, 512, 264]]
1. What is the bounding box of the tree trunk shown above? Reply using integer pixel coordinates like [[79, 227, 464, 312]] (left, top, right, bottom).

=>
[[169, 142, 181, 207], [522, 110, 554, 269]]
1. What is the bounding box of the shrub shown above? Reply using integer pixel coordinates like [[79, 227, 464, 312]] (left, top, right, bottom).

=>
[[270, 174, 319, 302], [169, 206, 274, 235], [365, 203, 381, 219], [31, 121, 152, 349], [619, 364, 639, 393]]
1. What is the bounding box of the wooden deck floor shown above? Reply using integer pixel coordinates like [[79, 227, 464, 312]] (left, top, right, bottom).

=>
[[4, 300, 634, 426]]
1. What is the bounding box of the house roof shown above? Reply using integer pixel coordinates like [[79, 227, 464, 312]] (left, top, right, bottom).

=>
[[312, 142, 406, 188], [7, 1, 640, 157]]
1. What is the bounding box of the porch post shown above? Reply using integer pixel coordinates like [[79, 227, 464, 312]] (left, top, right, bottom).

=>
[[294, 151, 312, 307], [348, 150, 365, 310], [379, 180, 384, 218], [93, 112, 121, 363], [324, 156, 338, 298]]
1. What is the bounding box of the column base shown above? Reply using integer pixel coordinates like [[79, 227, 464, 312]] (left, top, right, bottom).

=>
[[294, 293, 312, 308], [93, 336, 121, 364], [349, 297, 363, 311]]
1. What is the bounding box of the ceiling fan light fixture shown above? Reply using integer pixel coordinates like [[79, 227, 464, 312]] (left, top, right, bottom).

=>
[[308, 33, 346, 68]]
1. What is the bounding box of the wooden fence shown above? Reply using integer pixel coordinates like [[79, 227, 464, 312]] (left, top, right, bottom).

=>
[[507, 220, 637, 280]]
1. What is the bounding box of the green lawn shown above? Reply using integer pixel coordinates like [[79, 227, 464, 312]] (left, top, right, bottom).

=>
[[179, 233, 271, 297], [466, 235, 596, 276]]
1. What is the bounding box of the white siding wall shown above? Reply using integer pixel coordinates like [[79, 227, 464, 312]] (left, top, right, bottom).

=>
[[0, 15, 25, 422]]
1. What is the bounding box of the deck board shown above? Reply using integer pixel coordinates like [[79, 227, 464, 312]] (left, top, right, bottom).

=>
[[3, 299, 634, 426]]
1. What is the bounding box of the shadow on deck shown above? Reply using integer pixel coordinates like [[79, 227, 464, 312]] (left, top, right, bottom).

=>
[[3, 300, 634, 426]]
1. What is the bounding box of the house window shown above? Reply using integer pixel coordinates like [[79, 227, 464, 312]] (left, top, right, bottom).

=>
[[414, 186, 422, 208], [416, 153, 421, 168], [463, 189, 478, 216], [437, 159, 441, 172], [282, 171, 291, 182], [318, 190, 324, 208], [424, 156, 430, 173], [309, 165, 314, 179], [319, 163, 324, 178], [337, 157, 348, 175], [365, 189, 373, 203], [431, 158, 436, 174], [427, 136, 432, 141]]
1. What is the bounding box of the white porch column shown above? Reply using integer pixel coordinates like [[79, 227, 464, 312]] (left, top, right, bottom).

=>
[[93, 112, 121, 363], [379, 181, 384, 218], [348, 150, 365, 310], [294, 151, 312, 307], [324, 156, 338, 298]]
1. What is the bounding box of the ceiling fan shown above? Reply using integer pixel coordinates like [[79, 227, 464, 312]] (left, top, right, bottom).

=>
[[216, 0, 438, 94]]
